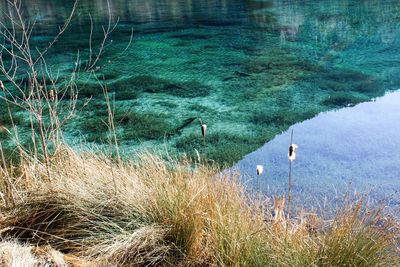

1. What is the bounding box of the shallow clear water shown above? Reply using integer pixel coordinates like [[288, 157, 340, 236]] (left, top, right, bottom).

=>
[[1, 0, 400, 169], [234, 91, 400, 210]]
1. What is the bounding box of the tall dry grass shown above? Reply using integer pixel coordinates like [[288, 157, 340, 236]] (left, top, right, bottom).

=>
[[0, 148, 398, 266]]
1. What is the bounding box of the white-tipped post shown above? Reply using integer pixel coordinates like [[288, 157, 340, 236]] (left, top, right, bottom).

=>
[[199, 119, 207, 161], [256, 165, 263, 176], [201, 124, 207, 137], [288, 144, 298, 161], [287, 129, 298, 222]]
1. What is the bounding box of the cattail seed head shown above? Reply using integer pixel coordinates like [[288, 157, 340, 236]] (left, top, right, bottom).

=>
[[288, 144, 298, 161], [201, 124, 207, 137], [49, 90, 54, 101], [256, 165, 263, 176]]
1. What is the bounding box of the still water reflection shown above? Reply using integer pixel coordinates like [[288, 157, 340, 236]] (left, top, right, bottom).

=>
[[235, 91, 400, 209]]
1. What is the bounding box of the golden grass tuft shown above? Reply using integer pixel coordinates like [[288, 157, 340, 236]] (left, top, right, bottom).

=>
[[0, 148, 398, 266]]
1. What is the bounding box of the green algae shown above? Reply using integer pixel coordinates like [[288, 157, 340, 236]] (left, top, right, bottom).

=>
[[1, 0, 400, 165], [116, 110, 173, 140], [322, 94, 369, 108], [75, 80, 103, 99], [250, 109, 318, 127], [98, 75, 212, 100]]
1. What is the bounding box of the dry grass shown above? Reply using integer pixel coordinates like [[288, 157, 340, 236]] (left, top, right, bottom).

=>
[[0, 240, 69, 266], [0, 148, 398, 266]]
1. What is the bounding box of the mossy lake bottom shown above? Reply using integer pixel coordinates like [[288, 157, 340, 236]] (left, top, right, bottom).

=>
[[0, 0, 400, 209]]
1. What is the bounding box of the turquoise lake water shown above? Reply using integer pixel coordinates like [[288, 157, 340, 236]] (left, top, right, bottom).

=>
[[0, 0, 399, 206]]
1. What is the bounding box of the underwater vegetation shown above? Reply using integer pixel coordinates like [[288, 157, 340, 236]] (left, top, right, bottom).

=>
[[0, 1, 399, 266], [1, 0, 400, 166]]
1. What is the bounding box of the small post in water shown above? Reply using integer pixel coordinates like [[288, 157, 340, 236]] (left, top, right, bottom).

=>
[[287, 129, 298, 221], [199, 119, 207, 161]]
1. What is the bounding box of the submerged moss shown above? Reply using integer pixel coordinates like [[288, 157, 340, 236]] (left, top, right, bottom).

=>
[[116, 110, 173, 140], [0, 101, 25, 127], [315, 68, 382, 96], [157, 81, 211, 98], [1, 0, 398, 167], [170, 33, 211, 40], [77, 102, 175, 143], [79, 115, 109, 143], [175, 131, 275, 164], [322, 94, 367, 107], [110, 75, 211, 98], [250, 109, 318, 126], [76, 80, 103, 98]]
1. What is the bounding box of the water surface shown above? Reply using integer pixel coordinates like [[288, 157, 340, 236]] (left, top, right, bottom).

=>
[[235, 91, 400, 210], [0, 0, 399, 167]]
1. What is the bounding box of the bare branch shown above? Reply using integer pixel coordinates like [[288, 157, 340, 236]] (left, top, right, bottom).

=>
[[33, 0, 79, 65], [86, 0, 118, 71]]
